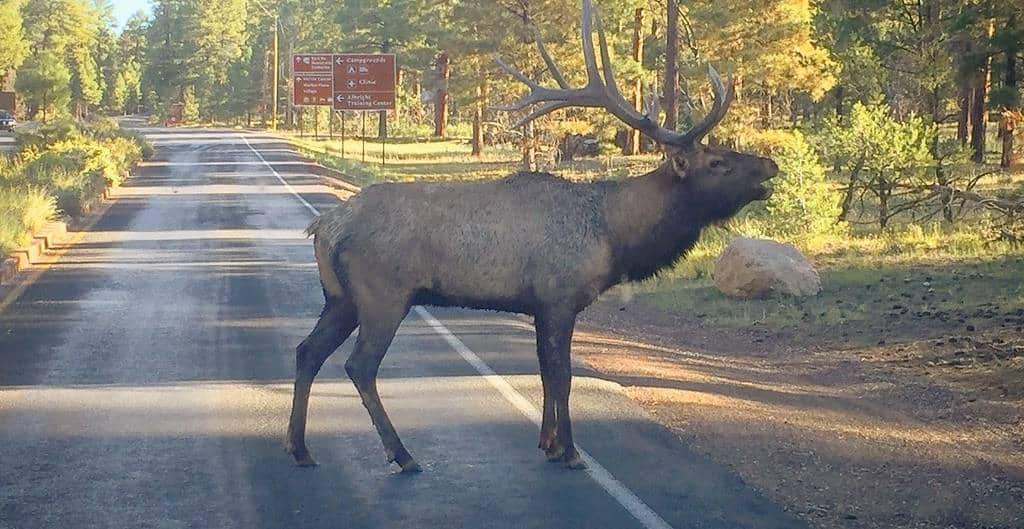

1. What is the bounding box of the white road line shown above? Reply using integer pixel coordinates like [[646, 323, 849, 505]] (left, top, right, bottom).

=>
[[414, 307, 675, 529], [243, 131, 675, 529], [239, 134, 320, 216]]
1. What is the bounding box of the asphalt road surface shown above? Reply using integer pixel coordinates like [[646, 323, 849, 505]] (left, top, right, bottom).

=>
[[0, 126, 806, 529]]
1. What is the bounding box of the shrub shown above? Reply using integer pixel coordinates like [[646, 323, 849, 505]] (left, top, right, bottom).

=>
[[0, 119, 150, 234], [816, 102, 936, 229], [0, 186, 57, 254], [14, 118, 81, 151], [748, 129, 845, 237]]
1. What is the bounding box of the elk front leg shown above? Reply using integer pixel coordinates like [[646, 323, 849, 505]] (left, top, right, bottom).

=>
[[345, 303, 420, 473], [535, 308, 584, 469], [535, 334, 558, 453], [287, 299, 358, 467]]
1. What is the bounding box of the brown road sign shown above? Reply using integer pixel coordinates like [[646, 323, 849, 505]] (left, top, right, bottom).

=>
[[333, 92, 396, 111], [293, 74, 333, 106], [293, 54, 333, 74], [333, 54, 397, 111], [293, 54, 333, 106]]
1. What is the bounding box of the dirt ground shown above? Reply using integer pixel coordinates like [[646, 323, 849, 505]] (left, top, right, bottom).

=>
[[575, 295, 1024, 529]]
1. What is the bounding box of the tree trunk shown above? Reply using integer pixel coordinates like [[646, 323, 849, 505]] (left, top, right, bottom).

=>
[[834, 84, 844, 119], [522, 120, 536, 171], [433, 52, 450, 138], [957, 80, 972, 146], [472, 74, 486, 157], [627, 7, 644, 155], [970, 69, 988, 162], [1001, 24, 1019, 169], [971, 20, 996, 163], [761, 82, 772, 128], [664, 0, 679, 131], [1000, 113, 1017, 169], [877, 180, 890, 230]]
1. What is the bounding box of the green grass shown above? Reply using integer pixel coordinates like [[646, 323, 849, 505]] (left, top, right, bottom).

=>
[[287, 132, 664, 185]]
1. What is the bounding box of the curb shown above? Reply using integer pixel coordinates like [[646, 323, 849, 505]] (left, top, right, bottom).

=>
[[0, 186, 119, 289], [2, 219, 68, 282], [316, 168, 363, 194], [273, 135, 364, 195]]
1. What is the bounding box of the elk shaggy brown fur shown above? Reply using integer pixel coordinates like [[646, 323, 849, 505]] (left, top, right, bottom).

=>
[[285, 0, 778, 473]]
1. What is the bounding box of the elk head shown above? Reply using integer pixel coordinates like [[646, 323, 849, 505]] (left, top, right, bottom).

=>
[[496, 0, 777, 219]]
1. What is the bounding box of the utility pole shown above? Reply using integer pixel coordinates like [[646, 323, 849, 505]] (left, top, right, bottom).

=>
[[271, 16, 279, 130], [664, 0, 680, 131]]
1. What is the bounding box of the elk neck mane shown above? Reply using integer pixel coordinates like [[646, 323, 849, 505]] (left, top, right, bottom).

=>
[[600, 160, 716, 283]]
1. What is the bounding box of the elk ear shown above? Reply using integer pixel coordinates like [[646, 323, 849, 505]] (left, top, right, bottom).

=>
[[670, 155, 689, 180]]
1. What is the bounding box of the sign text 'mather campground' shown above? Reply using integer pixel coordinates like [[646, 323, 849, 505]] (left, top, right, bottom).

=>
[[292, 53, 397, 111]]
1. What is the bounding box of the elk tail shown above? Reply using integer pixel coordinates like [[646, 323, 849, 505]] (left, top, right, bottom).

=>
[[305, 215, 323, 238]]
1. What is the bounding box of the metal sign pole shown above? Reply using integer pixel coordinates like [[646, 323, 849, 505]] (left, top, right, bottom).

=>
[[381, 110, 386, 166], [341, 112, 346, 159]]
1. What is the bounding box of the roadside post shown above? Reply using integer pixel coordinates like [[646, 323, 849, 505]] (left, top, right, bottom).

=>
[[292, 52, 397, 165], [332, 53, 396, 166]]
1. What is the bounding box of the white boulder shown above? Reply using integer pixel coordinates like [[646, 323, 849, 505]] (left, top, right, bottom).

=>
[[713, 237, 821, 299]]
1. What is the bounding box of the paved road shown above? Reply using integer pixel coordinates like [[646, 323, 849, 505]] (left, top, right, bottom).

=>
[[0, 127, 805, 529]]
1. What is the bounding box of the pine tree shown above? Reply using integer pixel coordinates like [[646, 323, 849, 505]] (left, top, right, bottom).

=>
[[15, 48, 70, 121], [0, 0, 28, 77]]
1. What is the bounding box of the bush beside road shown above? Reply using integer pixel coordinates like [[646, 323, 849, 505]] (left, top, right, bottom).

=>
[[0, 118, 150, 257]]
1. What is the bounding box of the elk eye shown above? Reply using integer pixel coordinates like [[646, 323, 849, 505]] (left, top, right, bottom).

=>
[[710, 159, 724, 168]]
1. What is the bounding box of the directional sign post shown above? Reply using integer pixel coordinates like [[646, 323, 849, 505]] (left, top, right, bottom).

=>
[[331, 54, 397, 112], [292, 54, 334, 107], [291, 52, 397, 165]]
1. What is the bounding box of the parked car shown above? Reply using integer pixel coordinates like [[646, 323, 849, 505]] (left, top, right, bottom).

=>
[[0, 111, 15, 132]]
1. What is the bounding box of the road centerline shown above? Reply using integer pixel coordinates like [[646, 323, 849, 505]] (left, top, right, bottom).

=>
[[241, 131, 675, 529]]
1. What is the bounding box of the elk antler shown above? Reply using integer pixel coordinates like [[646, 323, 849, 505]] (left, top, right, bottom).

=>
[[496, 0, 734, 149]]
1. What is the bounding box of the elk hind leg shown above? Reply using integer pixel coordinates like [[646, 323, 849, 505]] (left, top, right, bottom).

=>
[[345, 302, 420, 472], [286, 297, 358, 466]]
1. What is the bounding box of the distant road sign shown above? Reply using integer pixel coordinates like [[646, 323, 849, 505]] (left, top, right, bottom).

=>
[[332, 54, 396, 111], [292, 53, 397, 111], [293, 54, 333, 74], [292, 54, 333, 107]]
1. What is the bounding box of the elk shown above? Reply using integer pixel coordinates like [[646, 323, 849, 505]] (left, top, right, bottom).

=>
[[286, 0, 778, 473]]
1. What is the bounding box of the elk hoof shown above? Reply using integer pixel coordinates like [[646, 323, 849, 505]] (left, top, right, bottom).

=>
[[538, 431, 557, 451], [563, 454, 587, 470], [545, 445, 566, 462], [292, 453, 319, 467], [285, 441, 318, 467], [399, 460, 423, 473]]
